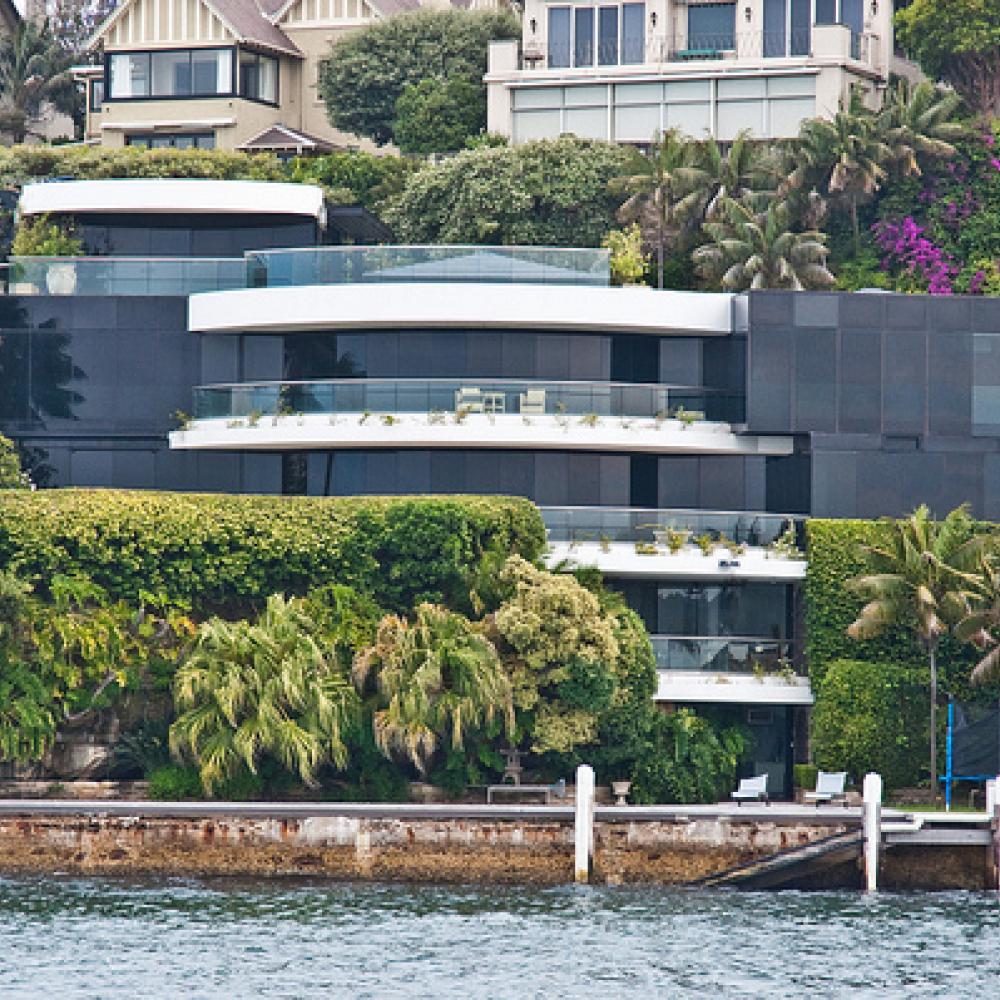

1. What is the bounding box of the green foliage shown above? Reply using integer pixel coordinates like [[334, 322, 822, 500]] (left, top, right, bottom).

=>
[[603, 224, 649, 286], [895, 0, 1000, 119], [793, 763, 819, 790], [147, 764, 203, 801], [353, 602, 513, 774], [0, 144, 285, 186], [383, 137, 634, 245], [10, 214, 83, 257], [318, 10, 519, 146], [287, 150, 418, 211], [630, 708, 750, 804], [0, 490, 545, 613], [811, 659, 928, 790], [394, 77, 485, 156], [170, 595, 360, 793], [0, 434, 30, 489]]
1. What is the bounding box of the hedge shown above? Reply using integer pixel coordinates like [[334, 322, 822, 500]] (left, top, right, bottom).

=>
[[0, 490, 545, 612], [805, 518, 990, 696]]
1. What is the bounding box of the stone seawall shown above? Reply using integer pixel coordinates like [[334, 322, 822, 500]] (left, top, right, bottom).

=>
[[0, 803, 852, 886]]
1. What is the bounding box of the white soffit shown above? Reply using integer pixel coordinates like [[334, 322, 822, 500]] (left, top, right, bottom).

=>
[[655, 671, 815, 706], [19, 179, 326, 221], [189, 284, 736, 337]]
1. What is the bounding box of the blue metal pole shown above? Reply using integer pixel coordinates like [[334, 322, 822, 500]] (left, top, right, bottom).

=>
[[945, 699, 954, 812]]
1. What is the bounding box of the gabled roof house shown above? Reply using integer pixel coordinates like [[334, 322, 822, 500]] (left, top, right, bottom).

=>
[[78, 0, 498, 152]]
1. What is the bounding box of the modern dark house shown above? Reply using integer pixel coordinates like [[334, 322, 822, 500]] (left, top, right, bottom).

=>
[[6, 178, 999, 796]]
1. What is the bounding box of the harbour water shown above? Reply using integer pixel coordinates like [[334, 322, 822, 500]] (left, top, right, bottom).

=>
[[1, 876, 997, 998]]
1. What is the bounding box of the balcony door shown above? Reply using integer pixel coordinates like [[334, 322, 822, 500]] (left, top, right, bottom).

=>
[[763, 0, 811, 56]]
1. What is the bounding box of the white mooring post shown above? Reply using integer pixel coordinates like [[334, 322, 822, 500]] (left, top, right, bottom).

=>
[[988, 776, 1000, 890], [574, 764, 595, 884], [862, 772, 883, 893]]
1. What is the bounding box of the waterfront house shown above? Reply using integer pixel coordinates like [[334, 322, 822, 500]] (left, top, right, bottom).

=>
[[6, 178, 1000, 796], [486, 0, 918, 144], [75, 0, 504, 152]]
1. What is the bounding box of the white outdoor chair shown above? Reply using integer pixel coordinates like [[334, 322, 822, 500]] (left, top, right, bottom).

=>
[[454, 387, 484, 413], [519, 388, 546, 415], [731, 774, 769, 805], [803, 770, 848, 806]]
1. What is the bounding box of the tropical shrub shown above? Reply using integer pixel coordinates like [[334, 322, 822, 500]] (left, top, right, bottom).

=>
[[147, 764, 203, 801], [170, 595, 359, 793], [353, 602, 513, 774], [0, 434, 29, 489], [10, 214, 83, 256]]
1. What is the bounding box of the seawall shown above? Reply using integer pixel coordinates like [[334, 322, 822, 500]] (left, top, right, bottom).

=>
[[0, 801, 990, 889]]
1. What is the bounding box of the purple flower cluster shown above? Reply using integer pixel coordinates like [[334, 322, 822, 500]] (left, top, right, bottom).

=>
[[873, 217, 957, 295]]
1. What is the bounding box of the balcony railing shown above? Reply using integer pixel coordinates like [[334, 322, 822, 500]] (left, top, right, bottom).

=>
[[542, 507, 802, 547], [651, 635, 801, 674], [191, 378, 744, 423], [246, 246, 611, 288], [5, 257, 247, 296]]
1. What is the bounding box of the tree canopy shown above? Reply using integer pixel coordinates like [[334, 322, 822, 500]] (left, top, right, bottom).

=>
[[383, 137, 634, 245], [318, 10, 519, 147], [895, 0, 1000, 120], [394, 77, 484, 157]]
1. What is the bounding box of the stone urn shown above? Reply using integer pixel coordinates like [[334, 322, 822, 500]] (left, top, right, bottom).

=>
[[45, 262, 78, 296], [612, 779, 632, 806]]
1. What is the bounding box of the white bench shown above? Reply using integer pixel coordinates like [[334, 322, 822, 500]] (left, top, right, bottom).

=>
[[803, 770, 848, 805], [731, 774, 769, 805]]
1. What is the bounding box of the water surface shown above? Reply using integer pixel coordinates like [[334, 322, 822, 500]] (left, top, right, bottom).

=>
[[1, 876, 997, 998]]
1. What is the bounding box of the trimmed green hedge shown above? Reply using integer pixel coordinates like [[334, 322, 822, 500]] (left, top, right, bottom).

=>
[[0, 490, 545, 612]]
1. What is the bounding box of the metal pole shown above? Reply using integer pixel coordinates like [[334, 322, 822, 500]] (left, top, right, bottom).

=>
[[863, 772, 882, 893], [945, 699, 954, 813]]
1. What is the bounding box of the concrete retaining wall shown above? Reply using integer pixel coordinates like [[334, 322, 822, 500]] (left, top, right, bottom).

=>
[[0, 804, 849, 885]]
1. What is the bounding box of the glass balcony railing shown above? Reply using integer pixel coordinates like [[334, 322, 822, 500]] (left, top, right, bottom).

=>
[[190, 378, 744, 423], [245, 246, 610, 288], [5, 257, 247, 296], [651, 636, 802, 674], [542, 507, 802, 548]]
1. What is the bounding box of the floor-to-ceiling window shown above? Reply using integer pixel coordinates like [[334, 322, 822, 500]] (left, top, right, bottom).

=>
[[548, 3, 647, 67]]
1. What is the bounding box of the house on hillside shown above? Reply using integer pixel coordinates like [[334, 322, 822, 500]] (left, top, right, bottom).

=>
[[486, 0, 919, 144], [75, 0, 504, 152]]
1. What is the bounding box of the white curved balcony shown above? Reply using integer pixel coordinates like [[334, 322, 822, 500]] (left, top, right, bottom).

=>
[[188, 282, 736, 337], [169, 378, 792, 456], [541, 506, 806, 580]]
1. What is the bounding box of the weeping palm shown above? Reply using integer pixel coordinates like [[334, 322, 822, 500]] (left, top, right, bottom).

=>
[[876, 80, 964, 181], [353, 603, 513, 774], [611, 129, 707, 288], [788, 92, 890, 256], [170, 595, 358, 794], [846, 505, 987, 802], [693, 193, 835, 291]]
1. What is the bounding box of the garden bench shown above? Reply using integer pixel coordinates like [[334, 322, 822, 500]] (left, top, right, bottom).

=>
[[487, 779, 567, 804]]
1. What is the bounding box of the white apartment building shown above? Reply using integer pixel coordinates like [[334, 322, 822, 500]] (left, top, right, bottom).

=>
[[486, 0, 907, 144]]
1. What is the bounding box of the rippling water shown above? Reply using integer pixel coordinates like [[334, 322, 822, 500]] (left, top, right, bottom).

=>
[[1, 876, 998, 998]]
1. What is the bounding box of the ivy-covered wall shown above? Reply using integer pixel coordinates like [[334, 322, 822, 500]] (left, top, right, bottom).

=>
[[0, 491, 545, 613]]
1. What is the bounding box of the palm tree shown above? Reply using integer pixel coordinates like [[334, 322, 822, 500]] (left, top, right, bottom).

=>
[[170, 595, 358, 793], [693, 193, 835, 291], [846, 505, 986, 803], [954, 556, 1000, 684], [611, 129, 708, 289], [876, 80, 964, 182], [788, 92, 890, 256], [694, 130, 770, 223], [353, 603, 513, 774], [0, 21, 74, 144]]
